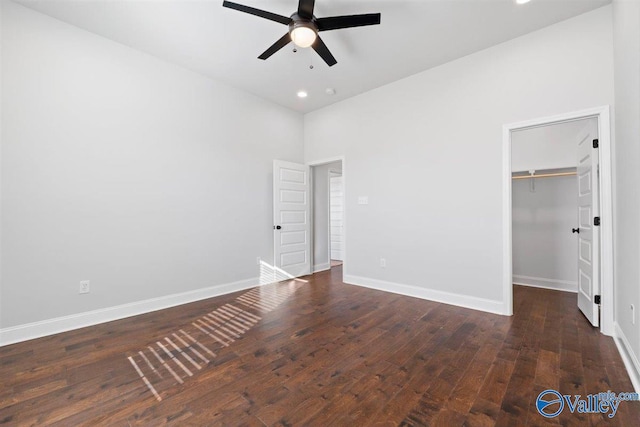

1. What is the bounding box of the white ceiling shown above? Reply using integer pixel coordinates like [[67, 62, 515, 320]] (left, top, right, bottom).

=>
[[15, 0, 611, 113]]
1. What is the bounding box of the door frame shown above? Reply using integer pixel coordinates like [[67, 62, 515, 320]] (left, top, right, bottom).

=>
[[328, 170, 343, 262], [307, 156, 347, 276], [502, 105, 613, 336]]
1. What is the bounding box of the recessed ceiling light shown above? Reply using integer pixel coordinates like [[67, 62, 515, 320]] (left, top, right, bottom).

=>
[[325, 88, 336, 96], [516, 0, 531, 4], [297, 90, 308, 98]]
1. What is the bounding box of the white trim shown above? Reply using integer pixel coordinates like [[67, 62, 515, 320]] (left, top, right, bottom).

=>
[[503, 105, 614, 335], [513, 275, 577, 293], [502, 124, 513, 316], [306, 156, 345, 167], [344, 275, 506, 315], [614, 322, 640, 393], [596, 107, 614, 336], [324, 170, 332, 267], [0, 277, 258, 347], [313, 262, 331, 273]]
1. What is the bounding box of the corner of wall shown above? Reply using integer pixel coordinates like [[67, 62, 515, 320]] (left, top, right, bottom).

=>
[[343, 274, 508, 316], [612, 0, 640, 394], [614, 322, 640, 393]]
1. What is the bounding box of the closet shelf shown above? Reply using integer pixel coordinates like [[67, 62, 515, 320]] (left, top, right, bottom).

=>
[[512, 171, 576, 180], [512, 167, 577, 180]]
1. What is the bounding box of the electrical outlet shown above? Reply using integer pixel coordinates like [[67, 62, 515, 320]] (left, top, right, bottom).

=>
[[79, 280, 90, 294], [380, 258, 386, 268], [631, 304, 635, 325]]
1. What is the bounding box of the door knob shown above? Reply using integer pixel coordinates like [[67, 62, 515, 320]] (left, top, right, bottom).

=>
[[274, 225, 282, 230], [572, 228, 580, 234]]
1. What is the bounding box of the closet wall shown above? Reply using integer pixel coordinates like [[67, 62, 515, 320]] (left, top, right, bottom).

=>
[[512, 118, 596, 292], [512, 175, 578, 291]]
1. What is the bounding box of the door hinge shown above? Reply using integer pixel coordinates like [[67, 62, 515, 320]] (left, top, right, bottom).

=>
[[594, 216, 601, 226], [594, 295, 601, 305], [593, 139, 599, 148]]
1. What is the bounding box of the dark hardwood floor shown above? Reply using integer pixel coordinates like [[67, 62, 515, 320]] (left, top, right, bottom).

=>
[[1, 266, 638, 426]]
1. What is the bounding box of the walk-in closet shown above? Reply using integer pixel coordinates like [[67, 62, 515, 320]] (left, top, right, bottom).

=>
[[511, 118, 598, 293]]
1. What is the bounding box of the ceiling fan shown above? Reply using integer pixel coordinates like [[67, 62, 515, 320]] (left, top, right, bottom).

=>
[[222, 0, 381, 67]]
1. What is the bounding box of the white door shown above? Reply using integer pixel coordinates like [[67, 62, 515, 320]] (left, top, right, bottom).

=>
[[576, 122, 600, 327], [273, 160, 311, 278], [329, 174, 344, 261]]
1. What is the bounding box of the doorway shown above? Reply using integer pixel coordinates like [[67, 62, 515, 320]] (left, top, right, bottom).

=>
[[309, 158, 345, 275], [502, 106, 614, 335]]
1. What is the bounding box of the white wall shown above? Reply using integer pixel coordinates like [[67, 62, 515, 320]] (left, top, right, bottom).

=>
[[0, 2, 303, 336], [612, 0, 640, 391], [330, 174, 344, 261], [512, 176, 578, 292], [511, 119, 588, 172], [304, 6, 614, 314], [312, 161, 341, 271]]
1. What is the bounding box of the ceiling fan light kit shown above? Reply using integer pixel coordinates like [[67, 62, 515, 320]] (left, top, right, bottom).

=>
[[290, 19, 317, 48], [222, 0, 381, 67]]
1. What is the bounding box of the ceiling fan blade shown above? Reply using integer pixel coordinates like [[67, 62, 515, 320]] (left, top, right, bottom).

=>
[[298, 0, 315, 19], [258, 33, 292, 60], [312, 36, 337, 67], [316, 13, 381, 31], [222, 1, 291, 25]]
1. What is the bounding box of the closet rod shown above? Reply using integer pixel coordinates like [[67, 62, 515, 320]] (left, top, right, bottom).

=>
[[512, 171, 576, 180]]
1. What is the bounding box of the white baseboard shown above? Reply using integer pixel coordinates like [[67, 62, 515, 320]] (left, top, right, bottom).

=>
[[343, 275, 507, 315], [313, 262, 331, 273], [0, 277, 259, 347], [513, 275, 577, 293], [614, 322, 640, 393]]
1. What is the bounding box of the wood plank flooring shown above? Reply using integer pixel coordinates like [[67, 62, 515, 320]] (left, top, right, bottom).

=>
[[1, 266, 638, 426]]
